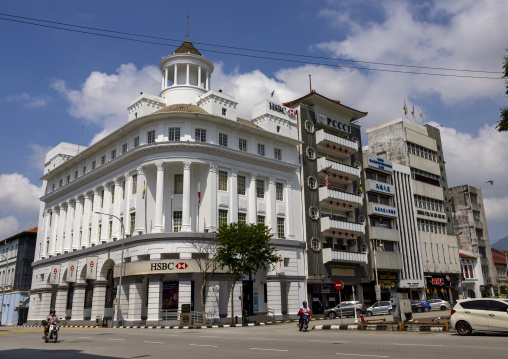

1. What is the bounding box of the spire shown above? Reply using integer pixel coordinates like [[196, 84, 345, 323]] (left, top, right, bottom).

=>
[[186, 15, 189, 42]]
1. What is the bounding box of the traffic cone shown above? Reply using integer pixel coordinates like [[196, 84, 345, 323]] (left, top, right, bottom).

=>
[[359, 312, 366, 323]]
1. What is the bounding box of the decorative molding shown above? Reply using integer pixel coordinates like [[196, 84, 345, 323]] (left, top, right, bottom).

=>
[[155, 161, 164, 171], [209, 163, 218, 173], [183, 160, 192, 170], [269, 177, 276, 185], [137, 166, 145, 176], [286, 180, 292, 188], [250, 173, 257, 182], [231, 168, 238, 177]]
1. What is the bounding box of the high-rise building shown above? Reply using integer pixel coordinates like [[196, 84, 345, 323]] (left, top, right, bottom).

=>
[[450, 185, 498, 297], [366, 118, 460, 302]]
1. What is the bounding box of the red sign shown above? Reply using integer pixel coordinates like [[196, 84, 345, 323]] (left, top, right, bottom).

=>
[[70, 265, 74, 272], [176, 262, 188, 270], [53, 269, 58, 275], [334, 280, 343, 291], [90, 261, 94, 268], [287, 109, 296, 116]]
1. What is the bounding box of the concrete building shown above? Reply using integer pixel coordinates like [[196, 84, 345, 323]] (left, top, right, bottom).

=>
[[282, 92, 367, 314], [366, 118, 460, 302], [361, 151, 425, 303], [1, 227, 37, 325], [491, 249, 508, 295], [450, 185, 498, 297], [27, 41, 306, 326]]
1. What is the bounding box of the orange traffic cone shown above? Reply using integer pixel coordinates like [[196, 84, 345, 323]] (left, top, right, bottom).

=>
[[359, 312, 366, 323]]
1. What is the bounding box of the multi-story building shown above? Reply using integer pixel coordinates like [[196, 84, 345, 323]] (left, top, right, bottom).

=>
[[361, 152, 425, 303], [281, 92, 367, 313], [491, 249, 508, 295], [27, 41, 305, 326], [0, 227, 37, 325], [366, 118, 460, 303], [450, 185, 498, 297]]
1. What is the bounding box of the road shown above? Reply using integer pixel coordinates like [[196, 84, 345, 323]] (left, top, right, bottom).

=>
[[1, 319, 507, 359]]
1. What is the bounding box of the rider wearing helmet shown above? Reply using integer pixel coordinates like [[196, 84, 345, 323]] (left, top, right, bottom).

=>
[[297, 301, 311, 331], [43, 309, 61, 339]]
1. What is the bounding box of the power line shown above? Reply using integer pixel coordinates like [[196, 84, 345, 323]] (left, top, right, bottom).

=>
[[0, 13, 503, 80]]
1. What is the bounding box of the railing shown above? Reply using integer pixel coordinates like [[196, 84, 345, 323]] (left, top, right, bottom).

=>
[[322, 248, 368, 264], [319, 187, 362, 207], [315, 130, 358, 152], [317, 157, 360, 178], [160, 309, 207, 325], [321, 217, 365, 235], [161, 309, 178, 320]]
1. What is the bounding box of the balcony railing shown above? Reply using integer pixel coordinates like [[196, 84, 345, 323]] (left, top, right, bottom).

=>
[[321, 217, 365, 237], [317, 157, 360, 183], [316, 130, 358, 158], [322, 247, 368, 264], [319, 187, 362, 210]]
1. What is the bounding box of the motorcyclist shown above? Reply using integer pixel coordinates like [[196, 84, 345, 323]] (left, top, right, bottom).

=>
[[297, 301, 311, 331], [43, 309, 60, 339]]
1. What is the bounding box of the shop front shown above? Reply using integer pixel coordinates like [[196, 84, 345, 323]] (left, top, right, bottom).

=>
[[425, 276, 452, 301]]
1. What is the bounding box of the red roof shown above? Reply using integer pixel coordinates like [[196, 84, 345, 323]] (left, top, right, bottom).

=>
[[492, 248, 508, 264], [459, 253, 476, 259]]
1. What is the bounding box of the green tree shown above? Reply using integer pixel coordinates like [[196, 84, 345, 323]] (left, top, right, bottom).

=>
[[496, 51, 508, 132], [215, 222, 279, 324]]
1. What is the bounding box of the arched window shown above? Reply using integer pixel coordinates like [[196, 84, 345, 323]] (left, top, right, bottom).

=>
[[104, 268, 114, 308]]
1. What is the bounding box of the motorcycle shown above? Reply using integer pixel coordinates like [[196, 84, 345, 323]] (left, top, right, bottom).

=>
[[45, 322, 59, 343], [299, 312, 310, 332]]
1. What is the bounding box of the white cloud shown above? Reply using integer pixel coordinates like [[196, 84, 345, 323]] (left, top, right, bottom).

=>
[[28, 144, 53, 171], [5, 92, 51, 107], [0, 173, 42, 219], [0, 216, 20, 239]]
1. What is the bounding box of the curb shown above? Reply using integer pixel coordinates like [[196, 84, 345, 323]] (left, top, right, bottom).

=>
[[313, 323, 448, 332]]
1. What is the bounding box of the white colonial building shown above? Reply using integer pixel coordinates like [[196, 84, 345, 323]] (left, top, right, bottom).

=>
[[27, 42, 305, 326]]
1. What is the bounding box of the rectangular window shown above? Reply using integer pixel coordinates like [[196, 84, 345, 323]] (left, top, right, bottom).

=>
[[219, 171, 228, 191], [147, 130, 156, 144], [122, 181, 125, 200], [195, 128, 206, 142], [59, 179, 63, 187], [239, 138, 247, 151], [256, 179, 264, 198], [122, 143, 127, 154], [219, 133, 228, 147], [90, 195, 94, 212], [274, 148, 282, 160], [276, 182, 284, 201], [219, 209, 228, 227], [67, 175, 70, 183], [174, 174, 183, 194], [134, 136, 140, 147], [238, 212, 247, 224], [168, 127, 181, 141], [74, 170, 78, 179], [111, 149, 116, 159], [277, 217, 285, 238], [129, 213, 135, 236], [222, 108, 227, 116], [237, 175, 246, 195], [257, 143, 265, 156], [132, 174, 137, 195], [100, 155, 105, 165], [173, 211, 182, 232], [92, 161, 96, 170]]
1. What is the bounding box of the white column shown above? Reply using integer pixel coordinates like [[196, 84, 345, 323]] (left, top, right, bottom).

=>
[[248, 174, 257, 224], [174, 64, 178, 85], [112, 179, 122, 239], [55, 204, 66, 254], [164, 68, 168, 88], [267, 281, 282, 319], [227, 281, 242, 321], [91, 281, 107, 320], [287, 281, 301, 316], [198, 66, 202, 87], [40, 290, 53, 318], [48, 206, 59, 256], [161, 75, 164, 90], [178, 280, 192, 317], [54, 286, 67, 319], [64, 201, 75, 252], [71, 198, 81, 250], [42, 209, 51, 258], [81, 193, 92, 248], [128, 282, 143, 323], [186, 63, 190, 85], [267, 177, 276, 236], [134, 167, 146, 235], [207, 163, 218, 231], [181, 161, 192, 232], [146, 275, 162, 325], [231, 169, 238, 222], [90, 188, 101, 245], [285, 180, 295, 239], [153, 161, 165, 233], [71, 283, 86, 322], [123, 173, 131, 236], [205, 70, 209, 90], [117, 282, 129, 325], [101, 184, 112, 242]]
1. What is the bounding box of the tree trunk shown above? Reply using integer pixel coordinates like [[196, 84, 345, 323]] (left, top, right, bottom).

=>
[[201, 279, 207, 325]]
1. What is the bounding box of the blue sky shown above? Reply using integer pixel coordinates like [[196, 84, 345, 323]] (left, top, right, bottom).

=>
[[0, 0, 507, 242]]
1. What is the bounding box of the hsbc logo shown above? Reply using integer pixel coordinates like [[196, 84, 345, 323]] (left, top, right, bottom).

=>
[[150, 262, 189, 271], [176, 263, 188, 270]]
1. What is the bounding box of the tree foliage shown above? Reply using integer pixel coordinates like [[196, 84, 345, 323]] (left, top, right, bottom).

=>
[[496, 51, 508, 132], [214, 222, 279, 323]]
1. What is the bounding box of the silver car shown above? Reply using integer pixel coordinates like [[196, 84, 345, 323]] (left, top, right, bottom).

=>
[[366, 301, 393, 316], [428, 299, 451, 311]]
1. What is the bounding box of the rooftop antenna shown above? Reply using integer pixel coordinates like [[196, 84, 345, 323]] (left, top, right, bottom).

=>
[[309, 74, 312, 93], [186, 15, 189, 41]]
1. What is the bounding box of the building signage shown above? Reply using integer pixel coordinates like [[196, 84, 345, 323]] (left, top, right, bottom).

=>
[[417, 210, 446, 220], [49, 265, 60, 285], [426, 276, 451, 288], [367, 155, 393, 172], [67, 260, 78, 283], [368, 179, 393, 194], [114, 259, 228, 277], [316, 113, 351, 133], [372, 203, 398, 217], [269, 102, 296, 117], [86, 256, 98, 280], [378, 271, 398, 281]]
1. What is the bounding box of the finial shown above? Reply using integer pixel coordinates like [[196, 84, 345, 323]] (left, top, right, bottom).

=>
[[186, 15, 189, 42]]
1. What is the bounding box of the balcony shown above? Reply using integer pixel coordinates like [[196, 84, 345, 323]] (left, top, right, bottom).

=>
[[321, 216, 365, 238], [368, 226, 400, 242], [317, 157, 361, 186], [322, 247, 368, 264], [319, 187, 362, 211], [375, 251, 403, 270], [315, 129, 358, 159]]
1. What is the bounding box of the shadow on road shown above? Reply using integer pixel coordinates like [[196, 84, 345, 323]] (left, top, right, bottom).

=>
[[0, 349, 123, 359]]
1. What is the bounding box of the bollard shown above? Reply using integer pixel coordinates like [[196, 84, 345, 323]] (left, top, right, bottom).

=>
[[235, 316, 238, 324]]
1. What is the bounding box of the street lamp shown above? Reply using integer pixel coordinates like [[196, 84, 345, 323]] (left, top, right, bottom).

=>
[[1, 252, 8, 325], [372, 239, 382, 302], [95, 212, 126, 328]]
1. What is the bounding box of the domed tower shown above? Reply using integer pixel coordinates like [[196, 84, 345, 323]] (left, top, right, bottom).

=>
[[159, 41, 214, 106]]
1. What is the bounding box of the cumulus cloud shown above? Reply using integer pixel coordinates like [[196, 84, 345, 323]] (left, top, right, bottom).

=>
[[0, 216, 20, 239], [5, 92, 51, 107], [0, 173, 43, 219], [28, 144, 53, 171]]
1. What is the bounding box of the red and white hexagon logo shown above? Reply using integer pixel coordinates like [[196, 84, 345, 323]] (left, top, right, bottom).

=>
[[90, 261, 94, 268], [176, 262, 188, 270], [70, 265, 74, 272], [287, 109, 296, 117], [53, 268, 58, 275]]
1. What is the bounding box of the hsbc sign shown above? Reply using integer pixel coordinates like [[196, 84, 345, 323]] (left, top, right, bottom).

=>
[[114, 260, 227, 277], [269, 102, 296, 117], [150, 262, 189, 271]]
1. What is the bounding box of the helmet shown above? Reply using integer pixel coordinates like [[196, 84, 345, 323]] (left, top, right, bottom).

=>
[[50, 308, 55, 314], [302, 301, 307, 306]]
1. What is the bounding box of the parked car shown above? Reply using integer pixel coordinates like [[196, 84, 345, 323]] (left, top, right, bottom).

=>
[[366, 301, 393, 316], [451, 298, 508, 336], [411, 300, 426, 313], [324, 301, 367, 319], [428, 299, 451, 311]]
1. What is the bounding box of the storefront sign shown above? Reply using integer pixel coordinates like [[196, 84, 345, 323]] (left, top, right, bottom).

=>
[[368, 179, 393, 194], [372, 203, 398, 217], [316, 113, 351, 133], [378, 272, 398, 281], [269, 102, 296, 117], [367, 155, 393, 172], [49, 265, 60, 285], [67, 260, 78, 283], [426, 276, 451, 288], [114, 259, 228, 277], [86, 256, 98, 280]]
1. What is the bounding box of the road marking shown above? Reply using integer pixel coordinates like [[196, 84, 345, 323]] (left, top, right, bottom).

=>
[[144, 341, 165, 344], [160, 334, 179, 336], [78, 337, 92, 339], [107, 338, 125, 341], [248, 338, 278, 341], [190, 344, 219, 348], [250, 348, 288, 352], [336, 354, 388, 358], [198, 335, 221, 338], [393, 343, 444, 347]]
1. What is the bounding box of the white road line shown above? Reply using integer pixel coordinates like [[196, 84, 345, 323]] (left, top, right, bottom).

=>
[[107, 338, 125, 341], [336, 354, 388, 358], [248, 338, 278, 341], [189, 344, 219, 348], [78, 337, 92, 339], [144, 341, 165, 344], [198, 335, 221, 338], [250, 348, 288, 352], [160, 334, 179, 336], [393, 343, 444, 347]]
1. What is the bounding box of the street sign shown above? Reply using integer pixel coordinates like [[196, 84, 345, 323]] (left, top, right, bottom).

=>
[[334, 280, 343, 291]]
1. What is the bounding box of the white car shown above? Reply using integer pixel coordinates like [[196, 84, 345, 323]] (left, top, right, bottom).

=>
[[450, 298, 508, 336], [427, 299, 451, 311]]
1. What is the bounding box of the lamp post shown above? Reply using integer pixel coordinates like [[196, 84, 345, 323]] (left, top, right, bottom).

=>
[[372, 239, 381, 302], [1, 252, 8, 325], [95, 212, 125, 328]]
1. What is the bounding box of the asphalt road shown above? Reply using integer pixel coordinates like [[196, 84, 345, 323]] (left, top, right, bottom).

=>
[[1, 318, 508, 359]]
